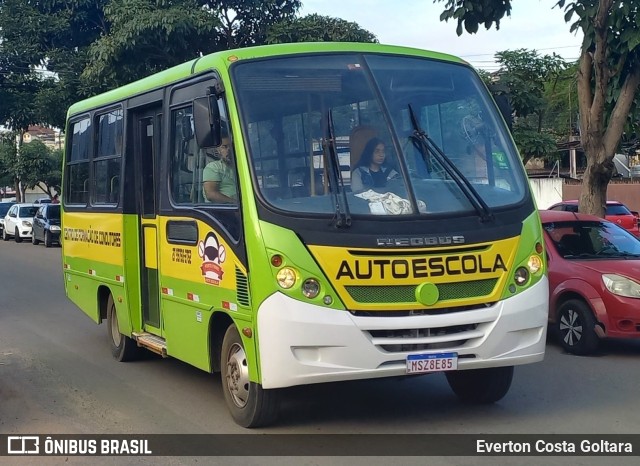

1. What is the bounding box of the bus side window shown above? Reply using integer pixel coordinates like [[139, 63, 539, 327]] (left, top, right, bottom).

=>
[[170, 107, 198, 204], [66, 117, 91, 205]]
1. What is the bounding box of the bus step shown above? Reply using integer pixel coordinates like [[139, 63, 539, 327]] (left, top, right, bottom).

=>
[[133, 332, 167, 357]]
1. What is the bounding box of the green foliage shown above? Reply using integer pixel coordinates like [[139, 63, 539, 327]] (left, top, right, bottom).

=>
[[0, 0, 106, 129], [0, 138, 18, 195], [543, 64, 579, 140], [495, 49, 567, 117], [437, 0, 640, 217], [267, 14, 378, 44], [436, 0, 512, 35], [512, 119, 559, 162], [490, 49, 568, 163], [212, 0, 302, 49], [82, 0, 219, 90], [15, 140, 61, 195]]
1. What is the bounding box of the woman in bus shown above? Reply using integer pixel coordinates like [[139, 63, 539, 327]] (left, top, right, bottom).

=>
[[350, 137, 398, 193]]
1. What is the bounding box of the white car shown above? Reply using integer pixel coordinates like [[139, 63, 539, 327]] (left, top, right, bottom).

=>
[[2, 203, 39, 242]]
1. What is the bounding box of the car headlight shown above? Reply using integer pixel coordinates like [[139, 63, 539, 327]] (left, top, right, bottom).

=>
[[49, 225, 61, 231], [602, 273, 640, 298], [22, 220, 32, 227]]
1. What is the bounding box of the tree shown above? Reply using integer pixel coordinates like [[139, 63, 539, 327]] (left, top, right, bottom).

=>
[[491, 49, 568, 166], [20, 140, 62, 199], [81, 0, 303, 90], [0, 0, 108, 128], [437, 0, 640, 218], [81, 0, 219, 91], [212, 0, 301, 49], [0, 137, 18, 200], [267, 14, 378, 44]]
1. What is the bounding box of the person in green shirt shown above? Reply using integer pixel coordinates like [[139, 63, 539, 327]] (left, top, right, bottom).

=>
[[203, 136, 238, 203]]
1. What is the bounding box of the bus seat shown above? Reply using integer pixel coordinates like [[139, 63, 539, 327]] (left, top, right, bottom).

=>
[[349, 125, 377, 170]]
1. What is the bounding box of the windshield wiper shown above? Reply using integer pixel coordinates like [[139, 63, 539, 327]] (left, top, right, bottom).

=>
[[407, 104, 494, 223], [323, 110, 351, 228]]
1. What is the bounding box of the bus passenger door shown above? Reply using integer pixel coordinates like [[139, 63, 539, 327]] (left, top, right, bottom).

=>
[[134, 107, 162, 333]]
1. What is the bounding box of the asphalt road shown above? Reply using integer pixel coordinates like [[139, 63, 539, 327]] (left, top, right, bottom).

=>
[[1, 239, 640, 465]]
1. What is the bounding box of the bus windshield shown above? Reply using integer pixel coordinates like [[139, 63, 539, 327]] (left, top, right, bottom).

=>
[[233, 53, 526, 218]]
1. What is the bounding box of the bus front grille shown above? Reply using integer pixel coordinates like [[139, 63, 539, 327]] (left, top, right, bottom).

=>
[[345, 278, 498, 304], [367, 324, 481, 353]]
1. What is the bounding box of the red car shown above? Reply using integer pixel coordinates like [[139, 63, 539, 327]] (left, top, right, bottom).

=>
[[541, 210, 640, 354], [547, 200, 640, 237]]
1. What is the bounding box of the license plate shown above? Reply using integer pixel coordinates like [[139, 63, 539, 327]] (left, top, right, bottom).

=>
[[406, 352, 458, 374]]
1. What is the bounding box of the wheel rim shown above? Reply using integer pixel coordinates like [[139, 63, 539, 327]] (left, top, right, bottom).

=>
[[559, 309, 582, 347], [225, 342, 250, 408], [109, 305, 122, 347]]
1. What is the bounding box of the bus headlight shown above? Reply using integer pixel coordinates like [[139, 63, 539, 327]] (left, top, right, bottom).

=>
[[514, 267, 529, 286], [276, 267, 297, 289], [50, 225, 61, 231], [302, 278, 320, 298], [527, 255, 542, 274]]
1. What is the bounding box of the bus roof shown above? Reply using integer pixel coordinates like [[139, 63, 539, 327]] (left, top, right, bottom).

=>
[[67, 42, 466, 117]]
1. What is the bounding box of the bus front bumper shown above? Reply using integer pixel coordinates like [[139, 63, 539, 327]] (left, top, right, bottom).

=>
[[257, 277, 548, 389]]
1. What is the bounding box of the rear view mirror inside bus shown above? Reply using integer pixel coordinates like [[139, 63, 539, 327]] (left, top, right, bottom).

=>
[[193, 95, 221, 148]]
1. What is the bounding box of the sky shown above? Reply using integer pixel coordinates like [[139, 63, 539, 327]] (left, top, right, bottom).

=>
[[300, 0, 584, 71]]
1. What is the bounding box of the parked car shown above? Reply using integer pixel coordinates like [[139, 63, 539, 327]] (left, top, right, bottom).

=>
[[31, 204, 61, 247], [541, 209, 640, 355], [0, 202, 16, 236], [547, 200, 640, 237], [34, 197, 52, 204], [2, 203, 39, 242]]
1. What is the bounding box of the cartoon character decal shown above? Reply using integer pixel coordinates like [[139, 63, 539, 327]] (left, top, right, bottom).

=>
[[198, 232, 226, 285]]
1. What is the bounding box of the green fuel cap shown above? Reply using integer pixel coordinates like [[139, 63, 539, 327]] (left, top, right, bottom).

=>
[[415, 282, 439, 306]]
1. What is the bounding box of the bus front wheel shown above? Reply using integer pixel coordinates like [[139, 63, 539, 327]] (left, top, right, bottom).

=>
[[221, 324, 279, 428], [446, 366, 514, 404], [106, 295, 141, 362]]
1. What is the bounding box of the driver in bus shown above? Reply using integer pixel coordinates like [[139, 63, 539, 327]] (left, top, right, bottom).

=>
[[203, 134, 238, 204]]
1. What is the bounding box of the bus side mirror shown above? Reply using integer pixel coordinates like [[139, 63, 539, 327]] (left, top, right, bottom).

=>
[[193, 95, 221, 148], [491, 91, 512, 132]]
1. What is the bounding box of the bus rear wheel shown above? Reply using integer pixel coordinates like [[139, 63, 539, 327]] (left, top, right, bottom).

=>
[[446, 366, 514, 404], [106, 295, 141, 362], [221, 323, 279, 428]]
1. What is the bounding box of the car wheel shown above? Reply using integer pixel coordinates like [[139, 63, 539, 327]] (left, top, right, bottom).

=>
[[106, 294, 142, 362], [14, 227, 22, 243], [555, 299, 599, 355], [44, 231, 52, 248], [32, 231, 40, 245], [2, 228, 9, 241], [221, 323, 280, 427], [446, 366, 514, 404]]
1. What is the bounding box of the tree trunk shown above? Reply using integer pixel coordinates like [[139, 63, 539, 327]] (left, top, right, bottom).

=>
[[13, 178, 21, 203], [578, 152, 612, 218]]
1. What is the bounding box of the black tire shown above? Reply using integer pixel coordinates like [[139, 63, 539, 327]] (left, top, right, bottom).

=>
[[555, 299, 599, 355], [2, 228, 9, 241], [106, 294, 142, 362], [32, 231, 40, 245], [44, 231, 52, 248], [14, 227, 22, 243], [221, 324, 279, 428], [446, 366, 514, 404]]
